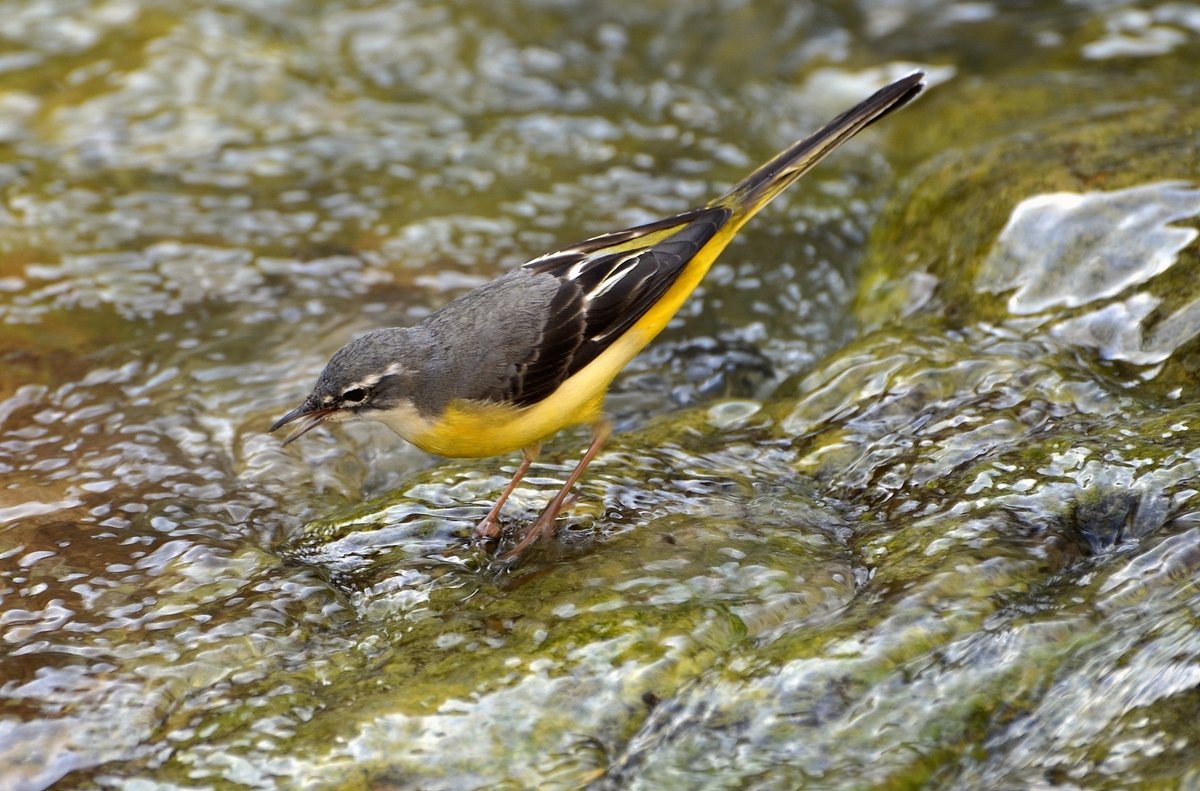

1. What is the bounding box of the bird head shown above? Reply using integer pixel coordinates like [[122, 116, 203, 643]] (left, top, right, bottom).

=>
[[270, 329, 419, 445]]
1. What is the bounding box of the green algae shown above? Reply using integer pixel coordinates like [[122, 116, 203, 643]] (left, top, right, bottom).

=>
[[273, 38, 1200, 789], [858, 71, 1200, 339]]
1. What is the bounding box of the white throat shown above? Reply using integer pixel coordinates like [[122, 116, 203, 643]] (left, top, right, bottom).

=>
[[364, 399, 433, 444]]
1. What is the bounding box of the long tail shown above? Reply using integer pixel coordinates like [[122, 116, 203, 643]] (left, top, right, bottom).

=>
[[716, 72, 925, 224]]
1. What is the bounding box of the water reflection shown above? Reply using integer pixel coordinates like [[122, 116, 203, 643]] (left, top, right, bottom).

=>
[[2, 0, 1200, 788]]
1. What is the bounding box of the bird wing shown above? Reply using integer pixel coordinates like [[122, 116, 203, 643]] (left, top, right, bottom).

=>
[[503, 205, 731, 406]]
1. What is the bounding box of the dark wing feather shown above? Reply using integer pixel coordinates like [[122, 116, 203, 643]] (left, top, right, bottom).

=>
[[504, 206, 731, 406]]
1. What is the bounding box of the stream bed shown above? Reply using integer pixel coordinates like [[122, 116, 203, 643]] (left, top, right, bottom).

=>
[[3, 1, 1200, 788]]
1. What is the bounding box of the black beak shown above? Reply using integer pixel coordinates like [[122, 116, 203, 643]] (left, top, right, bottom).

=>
[[270, 402, 337, 446]]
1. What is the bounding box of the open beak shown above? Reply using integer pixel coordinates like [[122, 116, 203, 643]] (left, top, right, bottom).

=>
[[270, 402, 338, 446]]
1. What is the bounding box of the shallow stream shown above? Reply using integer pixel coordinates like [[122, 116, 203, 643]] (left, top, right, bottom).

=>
[[3, 1, 1200, 788]]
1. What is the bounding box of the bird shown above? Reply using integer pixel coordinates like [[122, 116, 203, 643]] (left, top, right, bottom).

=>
[[272, 72, 926, 560]]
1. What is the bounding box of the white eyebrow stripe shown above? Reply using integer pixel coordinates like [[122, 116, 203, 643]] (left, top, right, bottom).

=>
[[345, 374, 383, 392], [342, 363, 409, 396]]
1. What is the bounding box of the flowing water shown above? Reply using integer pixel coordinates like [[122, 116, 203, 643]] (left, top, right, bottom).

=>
[[3, 1, 1200, 788]]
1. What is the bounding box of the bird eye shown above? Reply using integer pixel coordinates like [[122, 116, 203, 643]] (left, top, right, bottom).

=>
[[341, 387, 367, 403]]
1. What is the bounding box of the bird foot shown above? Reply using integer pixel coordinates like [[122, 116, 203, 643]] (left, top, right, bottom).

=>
[[471, 514, 503, 547], [497, 486, 586, 561], [499, 511, 559, 562]]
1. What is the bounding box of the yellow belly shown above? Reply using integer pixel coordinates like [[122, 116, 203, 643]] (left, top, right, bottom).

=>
[[409, 225, 738, 458]]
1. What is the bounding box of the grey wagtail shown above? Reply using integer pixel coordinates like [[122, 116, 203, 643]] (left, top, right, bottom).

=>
[[272, 72, 925, 559]]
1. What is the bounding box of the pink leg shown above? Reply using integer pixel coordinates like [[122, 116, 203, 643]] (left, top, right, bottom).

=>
[[473, 444, 539, 544], [501, 420, 611, 561]]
